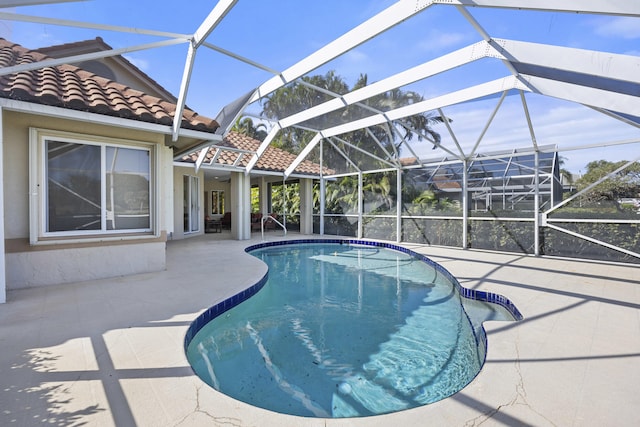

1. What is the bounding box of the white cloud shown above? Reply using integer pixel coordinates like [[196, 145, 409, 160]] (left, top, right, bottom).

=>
[[407, 97, 640, 173], [417, 31, 469, 53], [342, 49, 369, 65], [592, 17, 640, 39]]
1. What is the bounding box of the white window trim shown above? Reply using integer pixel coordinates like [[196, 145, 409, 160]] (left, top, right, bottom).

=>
[[29, 128, 160, 245]]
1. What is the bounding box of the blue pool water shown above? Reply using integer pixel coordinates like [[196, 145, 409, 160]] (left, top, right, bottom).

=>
[[185, 240, 521, 418]]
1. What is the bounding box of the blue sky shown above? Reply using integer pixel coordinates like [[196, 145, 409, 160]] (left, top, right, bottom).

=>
[[2, 0, 639, 173]]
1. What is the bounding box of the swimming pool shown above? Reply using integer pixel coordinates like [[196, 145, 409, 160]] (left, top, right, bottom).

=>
[[185, 239, 522, 418]]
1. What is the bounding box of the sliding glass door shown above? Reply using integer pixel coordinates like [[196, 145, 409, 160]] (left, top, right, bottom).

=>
[[183, 175, 200, 233]]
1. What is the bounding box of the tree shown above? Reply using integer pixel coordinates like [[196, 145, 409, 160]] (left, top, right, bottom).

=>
[[260, 71, 448, 171], [324, 175, 359, 214], [271, 182, 301, 217], [230, 117, 268, 141], [363, 172, 395, 213], [261, 70, 351, 153], [557, 155, 574, 186], [575, 160, 640, 211]]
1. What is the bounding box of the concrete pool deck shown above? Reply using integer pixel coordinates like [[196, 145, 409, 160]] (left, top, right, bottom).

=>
[[1, 232, 639, 426]]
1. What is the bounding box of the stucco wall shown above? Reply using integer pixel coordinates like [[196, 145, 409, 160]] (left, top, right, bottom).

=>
[[2, 110, 174, 288], [6, 242, 166, 289]]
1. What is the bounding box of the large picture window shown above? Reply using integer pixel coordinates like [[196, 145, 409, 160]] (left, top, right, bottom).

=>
[[32, 130, 154, 240]]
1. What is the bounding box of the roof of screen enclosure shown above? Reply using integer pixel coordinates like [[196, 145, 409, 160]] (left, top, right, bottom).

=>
[[1, 0, 639, 179]]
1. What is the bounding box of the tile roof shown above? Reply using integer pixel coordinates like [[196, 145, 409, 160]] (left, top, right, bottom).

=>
[[34, 37, 178, 103], [433, 175, 462, 190], [399, 157, 419, 166], [34, 37, 112, 55], [0, 37, 324, 176], [0, 38, 218, 133], [181, 131, 330, 176]]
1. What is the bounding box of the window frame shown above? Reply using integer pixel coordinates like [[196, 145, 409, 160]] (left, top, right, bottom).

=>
[[29, 128, 158, 245], [211, 190, 225, 215]]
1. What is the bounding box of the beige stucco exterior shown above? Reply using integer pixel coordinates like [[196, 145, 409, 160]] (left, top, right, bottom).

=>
[[2, 109, 175, 289]]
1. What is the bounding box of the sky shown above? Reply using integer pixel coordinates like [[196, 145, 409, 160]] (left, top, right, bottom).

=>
[[1, 0, 639, 174]]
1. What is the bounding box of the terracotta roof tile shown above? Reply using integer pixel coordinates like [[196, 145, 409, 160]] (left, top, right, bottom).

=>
[[0, 38, 219, 133], [34, 37, 110, 56], [180, 131, 332, 176], [399, 157, 419, 166], [35, 37, 177, 103]]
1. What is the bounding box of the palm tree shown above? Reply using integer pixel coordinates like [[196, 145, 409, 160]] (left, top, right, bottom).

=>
[[363, 172, 395, 213], [557, 155, 574, 186], [231, 117, 268, 141], [367, 83, 448, 150], [260, 71, 448, 170], [261, 71, 351, 153], [324, 176, 359, 214]]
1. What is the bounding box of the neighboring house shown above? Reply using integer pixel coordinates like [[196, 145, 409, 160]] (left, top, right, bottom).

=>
[[0, 38, 222, 298]]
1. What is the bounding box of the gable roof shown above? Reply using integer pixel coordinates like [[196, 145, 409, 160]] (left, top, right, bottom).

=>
[[180, 131, 330, 176], [0, 38, 218, 133]]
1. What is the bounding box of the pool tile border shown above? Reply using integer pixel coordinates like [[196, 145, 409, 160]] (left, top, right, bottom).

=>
[[183, 271, 268, 350]]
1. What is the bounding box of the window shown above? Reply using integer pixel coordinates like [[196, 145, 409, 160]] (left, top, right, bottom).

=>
[[31, 129, 154, 242], [211, 190, 225, 215]]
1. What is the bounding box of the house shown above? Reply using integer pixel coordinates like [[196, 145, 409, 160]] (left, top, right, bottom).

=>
[[0, 37, 320, 301], [0, 37, 215, 297], [33, 37, 178, 103], [176, 130, 326, 236]]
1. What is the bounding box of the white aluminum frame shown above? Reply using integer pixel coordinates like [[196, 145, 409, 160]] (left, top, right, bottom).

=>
[[1, 0, 639, 260]]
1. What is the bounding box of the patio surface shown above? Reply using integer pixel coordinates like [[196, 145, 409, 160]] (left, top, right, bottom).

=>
[[1, 232, 639, 426]]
